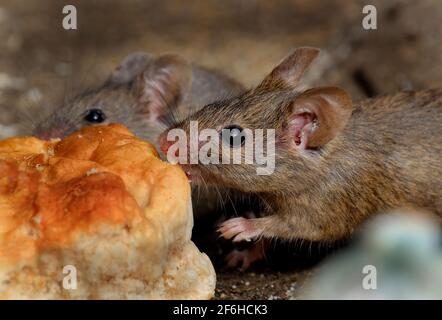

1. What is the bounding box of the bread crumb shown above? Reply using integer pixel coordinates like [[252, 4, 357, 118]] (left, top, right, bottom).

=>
[[86, 167, 99, 176], [47, 146, 55, 157], [32, 215, 42, 224]]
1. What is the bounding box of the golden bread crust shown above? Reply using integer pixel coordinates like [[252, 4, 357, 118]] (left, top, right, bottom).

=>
[[0, 124, 215, 299]]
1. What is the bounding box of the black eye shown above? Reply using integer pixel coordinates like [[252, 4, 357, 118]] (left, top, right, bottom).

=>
[[84, 109, 106, 123], [221, 125, 245, 147]]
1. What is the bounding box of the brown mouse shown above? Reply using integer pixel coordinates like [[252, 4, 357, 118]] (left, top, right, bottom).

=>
[[159, 47, 442, 249]]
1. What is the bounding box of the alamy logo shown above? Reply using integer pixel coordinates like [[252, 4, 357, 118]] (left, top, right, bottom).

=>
[[62, 5, 77, 30], [362, 5, 377, 30], [166, 121, 276, 175], [62, 265, 77, 290], [362, 265, 377, 290]]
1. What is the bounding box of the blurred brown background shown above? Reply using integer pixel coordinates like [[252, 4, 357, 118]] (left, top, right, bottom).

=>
[[1, 0, 442, 138], [0, 0, 441, 298]]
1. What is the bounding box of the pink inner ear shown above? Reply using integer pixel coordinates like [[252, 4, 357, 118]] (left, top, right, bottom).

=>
[[139, 77, 168, 122], [289, 112, 315, 148]]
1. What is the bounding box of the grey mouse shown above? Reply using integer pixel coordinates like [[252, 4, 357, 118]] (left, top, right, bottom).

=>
[[34, 51, 245, 218], [34, 52, 244, 148]]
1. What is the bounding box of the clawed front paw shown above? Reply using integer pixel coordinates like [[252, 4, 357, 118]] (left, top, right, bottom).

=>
[[217, 217, 262, 242]]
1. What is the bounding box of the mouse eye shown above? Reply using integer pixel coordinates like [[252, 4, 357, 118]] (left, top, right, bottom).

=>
[[221, 125, 245, 147], [84, 109, 106, 124]]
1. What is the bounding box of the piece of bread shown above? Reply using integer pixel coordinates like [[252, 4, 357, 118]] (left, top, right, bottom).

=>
[[0, 124, 215, 299]]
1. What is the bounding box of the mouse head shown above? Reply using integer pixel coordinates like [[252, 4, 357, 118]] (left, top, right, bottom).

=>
[[34, 52, 192, 142], [160, 47, 353, 192]]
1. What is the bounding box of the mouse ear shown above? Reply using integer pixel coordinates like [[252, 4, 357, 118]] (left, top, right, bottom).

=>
[[287, 86, 352, 149], [107, 52, 153, 85], [134, 54, 192, 124], [257, 47, 319, 91]]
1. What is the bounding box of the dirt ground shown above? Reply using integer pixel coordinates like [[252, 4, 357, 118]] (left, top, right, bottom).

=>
[[214, 270, 313, 300], [1, 0, 442, 299]]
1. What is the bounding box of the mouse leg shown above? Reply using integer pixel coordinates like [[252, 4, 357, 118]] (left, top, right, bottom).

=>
[[219, 214, 319, 241], [218, 216, 266, 242], [226, 239, 269, 271]]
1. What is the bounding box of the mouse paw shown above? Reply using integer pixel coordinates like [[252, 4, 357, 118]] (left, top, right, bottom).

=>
[[226, 249, 254, 271], [217, 217, 263, 242], [226, 243, 266, 271]]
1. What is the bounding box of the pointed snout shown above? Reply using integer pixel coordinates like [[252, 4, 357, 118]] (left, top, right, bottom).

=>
[[158, 132, 174, 157], [34, 126, 67, 140]]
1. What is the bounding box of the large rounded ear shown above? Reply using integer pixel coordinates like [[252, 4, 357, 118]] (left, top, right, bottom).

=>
[[288, 87, 352, 149], [107, 52, 153, 85], [134, 54, 192, 123], [257, 47, 320, 90]]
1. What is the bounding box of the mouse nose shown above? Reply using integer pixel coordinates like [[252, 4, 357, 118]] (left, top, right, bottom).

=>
[[158, 133, 174, 157], [35, 127, 66, 140]]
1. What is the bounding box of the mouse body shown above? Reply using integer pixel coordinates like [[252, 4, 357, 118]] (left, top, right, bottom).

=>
[[161, 47, 442, 244]]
